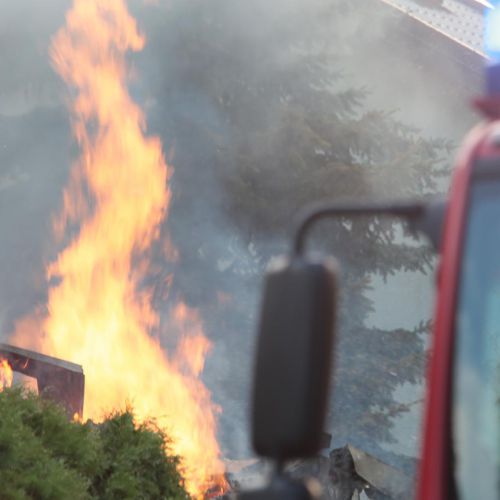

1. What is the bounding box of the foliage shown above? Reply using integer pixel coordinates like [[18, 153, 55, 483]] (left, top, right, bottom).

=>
[[0, 387, 189, 500]]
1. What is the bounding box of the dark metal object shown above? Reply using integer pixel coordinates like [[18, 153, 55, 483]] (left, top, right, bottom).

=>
[[409, 198, 447, 251], [293, 198, 446, 254], [319, 432, 332, 450], [293, 200, 425, 255], [238, 474, 321, 500], [0, 343, 84, 418], [252, 257, 337, 461]]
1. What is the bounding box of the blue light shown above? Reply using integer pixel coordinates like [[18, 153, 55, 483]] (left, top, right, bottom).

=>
[[485, 2, 500, 60]]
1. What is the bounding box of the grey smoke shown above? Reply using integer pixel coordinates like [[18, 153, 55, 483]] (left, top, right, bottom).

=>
[[0, 0, 480, 470]]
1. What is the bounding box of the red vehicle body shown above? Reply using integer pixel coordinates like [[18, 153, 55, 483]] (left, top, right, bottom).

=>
[[418, 101, 500, 499]]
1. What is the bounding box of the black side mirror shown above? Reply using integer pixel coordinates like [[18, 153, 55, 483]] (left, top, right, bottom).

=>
[[241, 197, 443, 500], [251, 256, 337, 461]]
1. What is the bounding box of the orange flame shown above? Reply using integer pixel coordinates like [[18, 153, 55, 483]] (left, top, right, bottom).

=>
[[10, 0, 224, 496], [0, 359, 13, 391]]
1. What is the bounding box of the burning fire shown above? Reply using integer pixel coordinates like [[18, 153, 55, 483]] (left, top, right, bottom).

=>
[[0, 359, 13, 391], [11, 0, 225, 496]]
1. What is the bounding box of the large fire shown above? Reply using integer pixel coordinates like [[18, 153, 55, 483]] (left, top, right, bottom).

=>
[[0, 359, 13, 391], [10, 0, 225, 496]]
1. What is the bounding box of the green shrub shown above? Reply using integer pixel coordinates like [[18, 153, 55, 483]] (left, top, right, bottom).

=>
[[0, 387, 189, 500]]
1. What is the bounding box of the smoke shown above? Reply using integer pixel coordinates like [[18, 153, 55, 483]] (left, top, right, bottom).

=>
[[0, 0, 481, 469], [0, 0, 71, 332]]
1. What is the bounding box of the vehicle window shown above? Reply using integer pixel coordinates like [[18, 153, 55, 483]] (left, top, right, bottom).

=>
[[453, 180, 500, 500]]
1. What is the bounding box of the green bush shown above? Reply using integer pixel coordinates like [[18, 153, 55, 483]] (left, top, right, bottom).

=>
[[0, 387, 190, 500]]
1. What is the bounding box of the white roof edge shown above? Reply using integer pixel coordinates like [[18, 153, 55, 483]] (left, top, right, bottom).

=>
[[378, 0, 487, 58]]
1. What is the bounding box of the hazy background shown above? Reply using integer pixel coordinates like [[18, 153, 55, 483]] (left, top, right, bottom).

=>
[[0, 0, 481, 478]]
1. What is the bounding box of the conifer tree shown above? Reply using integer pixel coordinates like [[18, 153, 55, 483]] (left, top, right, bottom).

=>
[[137, 0, 450, 460]]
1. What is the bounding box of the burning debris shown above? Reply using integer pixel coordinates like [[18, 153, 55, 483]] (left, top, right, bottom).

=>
[[313, 444, 412, 499], [222, 445, 412, 500], [0, 343, 84, 418]]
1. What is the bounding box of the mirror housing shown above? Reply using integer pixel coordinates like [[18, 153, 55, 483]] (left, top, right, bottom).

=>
[[408, 197, 446, 251], [252, 257, 337, 460]]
